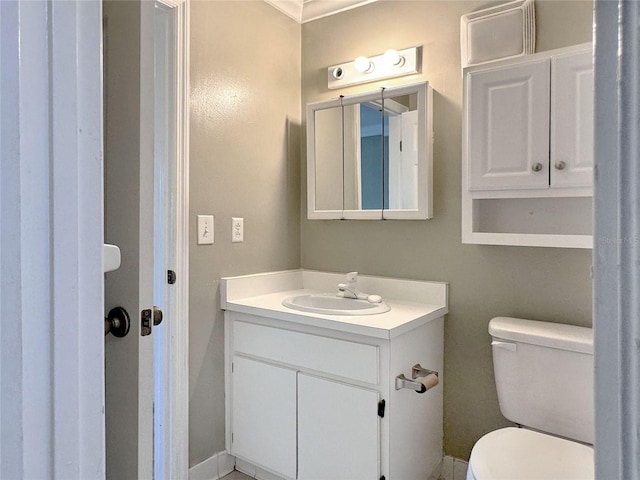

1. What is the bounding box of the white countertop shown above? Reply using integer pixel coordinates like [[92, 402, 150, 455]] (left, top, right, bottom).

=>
[[221, 270, 448, 339]]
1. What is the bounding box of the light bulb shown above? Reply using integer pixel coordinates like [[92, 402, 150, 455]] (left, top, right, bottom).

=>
[[383, 49, 404, 67], [354, 56, 374, 73]]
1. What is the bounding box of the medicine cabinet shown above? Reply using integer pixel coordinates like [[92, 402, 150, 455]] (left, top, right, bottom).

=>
[[306, 82, 433, 220], [462, 43, 593, 248]]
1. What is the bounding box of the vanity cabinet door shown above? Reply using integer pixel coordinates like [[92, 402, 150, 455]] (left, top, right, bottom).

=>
[[550, 50, 594, 188], [467, 59, 551, 191], [231, 356, 297, 479], [298, 373, 380, 480]]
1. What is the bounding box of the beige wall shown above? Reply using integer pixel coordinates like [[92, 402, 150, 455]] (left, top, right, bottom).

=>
[[187, 0, 593, 466], [301, 0, 593, 460], [189, 1, 301, 465]]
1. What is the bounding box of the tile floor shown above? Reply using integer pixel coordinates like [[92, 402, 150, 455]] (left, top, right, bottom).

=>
[[222, 471, 253, 480], [220, 470, 452, 480]]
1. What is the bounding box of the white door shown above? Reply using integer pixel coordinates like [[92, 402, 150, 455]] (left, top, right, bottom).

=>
[[0, 1, 105, 477], [103, 1, 156, 478], [388, 109, 419, 210], [388, 114, 403, 209], [298, 374, 380, 480], [467, 59, 550, 191], [401, 110, 419, 209], [550, 50, 594, 188], [231, 356, 298, 479]]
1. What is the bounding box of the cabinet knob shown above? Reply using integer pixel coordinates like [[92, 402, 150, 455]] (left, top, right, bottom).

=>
[[531, 162, 543, 172], [554, 161, 567, 170]]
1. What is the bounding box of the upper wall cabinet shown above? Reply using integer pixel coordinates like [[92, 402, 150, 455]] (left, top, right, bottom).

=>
[[462, 43, 593, 248], [307, 82, 433, 220]]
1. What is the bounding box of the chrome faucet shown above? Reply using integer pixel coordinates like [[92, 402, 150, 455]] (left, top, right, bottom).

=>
[[337, 272, 383, 303], [338, 271, 361, 299]]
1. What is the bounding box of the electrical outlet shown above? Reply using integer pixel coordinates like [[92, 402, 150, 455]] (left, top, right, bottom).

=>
[[197, 215, 214, 245], [232, 217, 244, 243]]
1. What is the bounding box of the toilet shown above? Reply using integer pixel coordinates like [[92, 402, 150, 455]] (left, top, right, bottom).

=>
[[467, 317, 594, 480]]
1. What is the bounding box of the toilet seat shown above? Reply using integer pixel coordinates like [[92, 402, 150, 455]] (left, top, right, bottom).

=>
[[467, 427, 594, 480]]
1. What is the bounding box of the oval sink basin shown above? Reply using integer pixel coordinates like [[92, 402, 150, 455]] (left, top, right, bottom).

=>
[[282, 294, 390, 316]]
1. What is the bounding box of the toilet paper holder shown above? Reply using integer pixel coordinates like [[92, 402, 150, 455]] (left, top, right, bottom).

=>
[[395, 364, 439, 394]]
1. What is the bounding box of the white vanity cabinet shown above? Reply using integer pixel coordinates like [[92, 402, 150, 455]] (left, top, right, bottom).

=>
[[232, 352, 381, 480], [223, 270, 447, 480], [462, 43, 593, 248], [231, 354, 381, 479], [225, 311, 444, 480], [228, 317, 384, 480]]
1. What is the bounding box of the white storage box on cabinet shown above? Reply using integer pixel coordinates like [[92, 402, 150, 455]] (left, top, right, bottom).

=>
[[462, 43, 593, 248]]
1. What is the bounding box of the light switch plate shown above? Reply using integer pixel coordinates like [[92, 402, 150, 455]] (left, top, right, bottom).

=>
[[197, 215, 214, 245], [232, 217, 244, 243]]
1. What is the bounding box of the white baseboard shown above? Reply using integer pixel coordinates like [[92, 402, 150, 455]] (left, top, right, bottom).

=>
[[439, 455, 469, 480], [235, 458, 287, 480], [189, 451, 236, 480], [190, 452, 467, 480], [219, 452, 236, 477]]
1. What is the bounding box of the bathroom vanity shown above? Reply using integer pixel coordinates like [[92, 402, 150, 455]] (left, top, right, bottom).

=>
[[221, 270, 448, 480]]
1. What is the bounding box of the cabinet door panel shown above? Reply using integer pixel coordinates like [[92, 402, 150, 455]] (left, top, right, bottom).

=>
[[467, 60, 550, 190], [551, 50, 594, 188], [298, 374, 379, 480], [231, 356, 297, 479]]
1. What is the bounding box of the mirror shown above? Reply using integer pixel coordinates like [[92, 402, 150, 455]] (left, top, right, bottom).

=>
[[307, 82, 432, 220], [313, 104, 343, 213]]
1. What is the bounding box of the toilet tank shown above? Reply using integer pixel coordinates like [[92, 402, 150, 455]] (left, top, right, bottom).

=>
[[489, 317, 593, 444]]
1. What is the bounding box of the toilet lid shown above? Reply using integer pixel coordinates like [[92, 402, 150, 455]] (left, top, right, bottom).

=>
[[468, 427, 594, 480]]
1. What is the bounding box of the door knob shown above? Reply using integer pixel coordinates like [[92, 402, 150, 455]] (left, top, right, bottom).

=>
[[531, 162, 543, 172], [105, 306, 130, 337], [554, 160, 566, 170]]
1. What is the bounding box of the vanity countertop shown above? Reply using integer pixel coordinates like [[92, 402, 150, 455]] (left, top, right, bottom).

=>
[[221, 270, 448, 339]]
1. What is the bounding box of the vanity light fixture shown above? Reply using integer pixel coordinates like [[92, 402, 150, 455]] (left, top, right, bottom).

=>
[[383, 49, 405, 67], [353, 55, 374, 73], [327, 46, 420, 89]]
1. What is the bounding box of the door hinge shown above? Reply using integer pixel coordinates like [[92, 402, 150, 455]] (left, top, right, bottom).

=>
[[399, 140, 403, 152], [377, 399, 386, 418], [380, 476, 386, 480]]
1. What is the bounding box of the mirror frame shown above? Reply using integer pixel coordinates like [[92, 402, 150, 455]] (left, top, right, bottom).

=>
[[306, 81, 433, 220]]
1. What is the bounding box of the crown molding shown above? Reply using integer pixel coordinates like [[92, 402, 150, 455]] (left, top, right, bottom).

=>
[[264, 0, 379, 23]]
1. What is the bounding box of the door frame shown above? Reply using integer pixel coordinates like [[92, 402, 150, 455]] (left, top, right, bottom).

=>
[[154, 0, 190, 478], [104, 0, 189, 476], [594, 0, 640, 478], [0, 0, 189, 476]]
